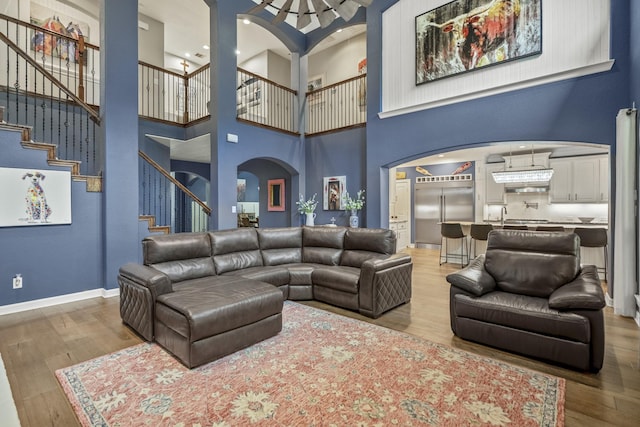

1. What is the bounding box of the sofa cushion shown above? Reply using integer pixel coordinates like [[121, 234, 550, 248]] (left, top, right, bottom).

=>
[[312, 266, 361, 294], [453, 291, 591, 343], [258, 227, 302, 265], [143, 232, 212, 264], [156, 276, 282, 342], [302, 227, 346, 265], [222, 266, 290, 286], [210, 228, 263, 274], [341, 228, 395, 267], [485, 230, 580, 298]]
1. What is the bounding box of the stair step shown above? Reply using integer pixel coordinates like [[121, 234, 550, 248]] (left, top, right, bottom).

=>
[[139, 215, 170, 234], [1, 122, 102, 192]]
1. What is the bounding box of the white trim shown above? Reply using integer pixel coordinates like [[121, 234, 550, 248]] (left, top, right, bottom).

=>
[[378, 61, 615, 119], [605, 292, 613, 308], [635, 295, 640, 327], [0, 288, 119, 316]]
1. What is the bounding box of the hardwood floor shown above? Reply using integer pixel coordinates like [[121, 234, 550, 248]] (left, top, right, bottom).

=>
[[0, 247, 638, 426]]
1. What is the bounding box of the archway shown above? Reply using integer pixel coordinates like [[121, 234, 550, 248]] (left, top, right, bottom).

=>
[[238, 157, 299, 228]]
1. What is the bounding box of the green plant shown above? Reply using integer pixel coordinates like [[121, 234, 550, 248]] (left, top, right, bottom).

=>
[[343, 190, 365, 212], [296, 193, 318, 214]]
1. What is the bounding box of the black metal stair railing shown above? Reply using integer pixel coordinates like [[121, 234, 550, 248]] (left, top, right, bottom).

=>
[[139, 150, 211, 233], [0, 13, 101, 177]]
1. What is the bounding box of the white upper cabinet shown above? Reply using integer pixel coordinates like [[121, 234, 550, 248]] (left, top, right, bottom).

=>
[[485, 164, 505, 204], [550, 156, 607, 203]]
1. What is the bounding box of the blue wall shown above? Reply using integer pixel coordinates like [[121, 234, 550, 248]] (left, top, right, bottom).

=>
[[362, 0, 630, 228], [306, 127, 367, 227], [0, 128, 102, 305], [0, 0, 634, 308]]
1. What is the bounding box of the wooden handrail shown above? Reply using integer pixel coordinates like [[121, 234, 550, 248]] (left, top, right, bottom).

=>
[[0, 30, 101, 124], [307, 73, 366, 96], [0, 13, 100, 50], [138, 150, 212, 215], [238, 67, 298, 95]]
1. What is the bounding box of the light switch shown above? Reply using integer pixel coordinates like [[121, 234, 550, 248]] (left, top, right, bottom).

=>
[[227, 133, 238, 143], [232, 206, 237, 213]]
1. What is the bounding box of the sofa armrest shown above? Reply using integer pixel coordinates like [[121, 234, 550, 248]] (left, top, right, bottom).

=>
[[118, 263, 173, 299], [362, 253, 412, 272], [358, 254, 412, 318], [549, 265, 605, 310], [117, 263, 173, 341], [446, 255, 496, 296]]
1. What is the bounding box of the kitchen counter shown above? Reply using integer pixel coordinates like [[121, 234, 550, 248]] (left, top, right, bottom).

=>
[[483, 220, 608, 229]]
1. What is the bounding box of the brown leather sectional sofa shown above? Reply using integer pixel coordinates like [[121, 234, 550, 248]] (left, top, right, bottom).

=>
[[446, 229, 606, 372], [118, 226, 413, 367]]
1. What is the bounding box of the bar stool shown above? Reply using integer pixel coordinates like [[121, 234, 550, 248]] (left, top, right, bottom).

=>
[[469, 223, 493, 258], [535, 226, 565, 232], [573, 227, 608, 281], [440, 223, 468, 267]]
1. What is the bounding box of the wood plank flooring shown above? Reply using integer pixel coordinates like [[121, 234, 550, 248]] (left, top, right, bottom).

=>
[[0, 247, 638, 426]]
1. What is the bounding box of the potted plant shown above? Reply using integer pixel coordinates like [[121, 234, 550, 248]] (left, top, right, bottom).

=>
[[343, 190, 365, 227], [296, 193, 318, 226]]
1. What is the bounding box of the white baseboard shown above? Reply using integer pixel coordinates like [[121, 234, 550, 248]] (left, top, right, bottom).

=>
[[635, 295, 640, 327], [605, 292, 613, 307], [0, 288, 120, 316]]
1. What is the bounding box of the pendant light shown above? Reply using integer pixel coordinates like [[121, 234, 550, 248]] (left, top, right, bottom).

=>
[[492, 145, 554, 184]]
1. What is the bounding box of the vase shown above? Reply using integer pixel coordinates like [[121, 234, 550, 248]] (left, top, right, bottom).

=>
[[305, 212, 316, 227], [349, 210, 359, 228]]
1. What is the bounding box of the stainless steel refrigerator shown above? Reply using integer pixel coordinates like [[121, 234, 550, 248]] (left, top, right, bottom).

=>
[[414, 181, 474, 248]]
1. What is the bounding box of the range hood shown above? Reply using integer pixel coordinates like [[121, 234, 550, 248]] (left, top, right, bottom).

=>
[[504, 185, 550, 193]]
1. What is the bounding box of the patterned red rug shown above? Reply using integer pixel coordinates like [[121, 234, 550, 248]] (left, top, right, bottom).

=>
[[56, 302, 564, 426]]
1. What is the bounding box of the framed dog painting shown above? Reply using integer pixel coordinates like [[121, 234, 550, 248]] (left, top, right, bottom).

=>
[[0, 167, 72, 227]]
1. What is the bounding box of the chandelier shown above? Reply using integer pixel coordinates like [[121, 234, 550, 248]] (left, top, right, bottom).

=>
[[492, 146, 554, 184], [247, 0, 372, 30]]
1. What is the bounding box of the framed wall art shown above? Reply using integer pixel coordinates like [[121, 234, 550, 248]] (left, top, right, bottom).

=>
[[323, 176, 346, 211], [415, 0, 542, 85], [30, 1, 91, 65], [267, 178, 285, 211], [0, 167, 72, 227]]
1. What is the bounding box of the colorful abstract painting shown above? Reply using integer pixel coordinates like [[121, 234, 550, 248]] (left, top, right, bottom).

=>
[[416, 0, 542, 84]]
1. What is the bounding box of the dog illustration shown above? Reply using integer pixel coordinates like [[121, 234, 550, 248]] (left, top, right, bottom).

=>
[[22, 171, 52, 223]]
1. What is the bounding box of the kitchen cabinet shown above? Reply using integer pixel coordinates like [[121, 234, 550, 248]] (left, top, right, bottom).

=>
[[599, 156, 609, 202], [390, 220, 409, 252], [485, 164, 505, 204], [550, 156, 606, 203]]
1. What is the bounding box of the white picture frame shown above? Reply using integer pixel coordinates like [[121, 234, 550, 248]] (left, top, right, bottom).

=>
[[0, 167, 72, 227]]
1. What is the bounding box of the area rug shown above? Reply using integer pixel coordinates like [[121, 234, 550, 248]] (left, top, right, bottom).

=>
[[56, 302, 564, 426]]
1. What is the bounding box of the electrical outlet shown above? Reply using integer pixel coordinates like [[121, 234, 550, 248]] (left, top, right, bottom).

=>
[[12, 274, 22, 289]]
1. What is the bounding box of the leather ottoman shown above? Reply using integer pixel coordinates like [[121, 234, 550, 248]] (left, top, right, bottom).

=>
[[154, 276, 283, 368]]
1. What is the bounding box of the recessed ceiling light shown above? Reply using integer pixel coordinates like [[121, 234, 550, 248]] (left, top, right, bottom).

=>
[[438, 154, 445, 158], [519, 145, 526, 148], [235, 49, 241, 55], [202, 45, 209, 50], [336, 28, 343, 33], [185, 53, 191, 58], [243, 18, 251, 25]]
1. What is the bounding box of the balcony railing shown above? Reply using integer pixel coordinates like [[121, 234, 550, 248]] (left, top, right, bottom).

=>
[[305, 73, 367, 135], [237, 67, 297, 134], [139, 62, 210, 125]]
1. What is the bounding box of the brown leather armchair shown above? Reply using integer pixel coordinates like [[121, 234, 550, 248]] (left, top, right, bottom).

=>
[[446, 229, 605, 372]]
